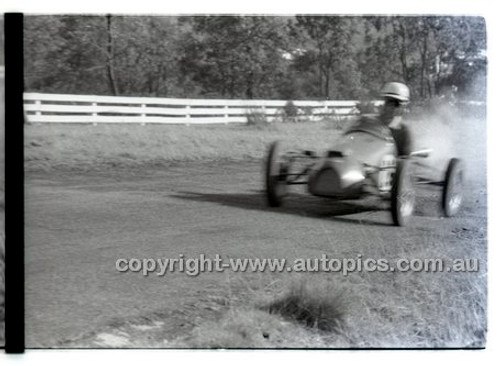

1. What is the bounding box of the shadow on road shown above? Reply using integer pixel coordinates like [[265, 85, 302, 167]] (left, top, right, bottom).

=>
[[172, 191, 394, 227]]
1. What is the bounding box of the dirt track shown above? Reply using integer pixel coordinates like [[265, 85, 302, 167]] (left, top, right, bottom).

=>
[[25, 146, 487, 347]]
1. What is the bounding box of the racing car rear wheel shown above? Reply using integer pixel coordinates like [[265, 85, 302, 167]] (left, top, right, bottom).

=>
[[391, 159, 415, 226], [442, 158, 464, 217], [265, 141, 288, 207]]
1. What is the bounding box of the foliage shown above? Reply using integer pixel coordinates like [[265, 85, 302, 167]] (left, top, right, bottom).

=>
[[267, 280, 345, 331], [246, 108, 269, 126], [283, 100, 298, 118], [359, 16, 486, 101], [178, 16, 290, 99], [356, 100, 379, 114], [24, 16, 486, 102], [291, 16, 363, 99]]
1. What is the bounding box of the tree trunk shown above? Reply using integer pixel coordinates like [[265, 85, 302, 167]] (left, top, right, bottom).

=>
[[396, 21, 409, 83], [106, 15, 119, 96], [324, 69, 330, 99], [245, 71, 254, 99], [427, 78, 433, 98], [434, 53, 442, 96], [420, 29, 428, 99]]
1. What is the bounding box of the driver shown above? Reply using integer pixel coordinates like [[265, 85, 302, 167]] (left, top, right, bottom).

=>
[[379, 82, 413, 157]]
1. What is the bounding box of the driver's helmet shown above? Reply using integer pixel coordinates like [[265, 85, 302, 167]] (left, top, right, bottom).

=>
[[381, 82, 410, 103]]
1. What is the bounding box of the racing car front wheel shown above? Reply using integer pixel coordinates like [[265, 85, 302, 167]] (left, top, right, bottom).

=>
[[442, 158, 464, 217], [265, 141, 288, 207], [391, 159, 415, 226]]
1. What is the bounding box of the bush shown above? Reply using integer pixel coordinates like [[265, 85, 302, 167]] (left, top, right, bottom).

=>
[[246, 108, 269, 126], [284, 100, 298, 118], [266, 280, 345, 332], [356, 100, 379, 114], [299, 106, 313, 118]]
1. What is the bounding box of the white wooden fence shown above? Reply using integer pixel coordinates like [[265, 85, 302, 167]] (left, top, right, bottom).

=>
[[23, 93, 370, 125]]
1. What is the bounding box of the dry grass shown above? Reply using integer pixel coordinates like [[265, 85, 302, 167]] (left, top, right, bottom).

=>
[[177, 307, 336, 348], [24, 118, 350, 172], [62, 259, 486, 349], [266, 279, 346, 332], [24, 103, 484, 175], [165, 220, 486, 349], [173, 276, 351, 348], [175, 247, 486, 349]]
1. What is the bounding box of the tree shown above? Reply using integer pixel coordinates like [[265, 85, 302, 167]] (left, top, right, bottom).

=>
[[178, 16, 290, 99], [105, 15, 119, 95], [292, 16, 363, 100], [25, 16, 111, 94], [429, 17, 486, 100], [23, 15, 486, 102], [359, 16, 486, 101], [110, 16, 186, 97]]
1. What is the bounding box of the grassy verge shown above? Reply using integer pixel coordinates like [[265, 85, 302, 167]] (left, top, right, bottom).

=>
[[25, 103, 484, 175], [25, 119, 349, 172], [176, 251, 486, 348], [67, 256, 486, 348]]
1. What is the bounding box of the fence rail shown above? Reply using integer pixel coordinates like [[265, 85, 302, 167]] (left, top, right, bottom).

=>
[[24, 92, 369, 125]]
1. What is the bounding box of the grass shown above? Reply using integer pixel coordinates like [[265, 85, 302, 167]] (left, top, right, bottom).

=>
[[66, 255, 486, 349], [168, 276, 351, 348], [72, 223, 486, 348], [24, 118, 350, 172], [171, 225, 487, 348], [177, 306, 337, 348], [156, 242, 486, 349], [24, 103, 484, 175], [266, 279, 346, 332]]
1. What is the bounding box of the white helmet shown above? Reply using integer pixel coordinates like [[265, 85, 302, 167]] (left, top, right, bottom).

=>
[[381, 82, 410, 103]]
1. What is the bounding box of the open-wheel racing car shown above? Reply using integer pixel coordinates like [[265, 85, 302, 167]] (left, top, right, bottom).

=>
[[264, 119, 464, 226]]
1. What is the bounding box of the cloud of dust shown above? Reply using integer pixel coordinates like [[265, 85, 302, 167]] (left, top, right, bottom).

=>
[[406, 101, 460, 181], [405, 68, 487, 181]]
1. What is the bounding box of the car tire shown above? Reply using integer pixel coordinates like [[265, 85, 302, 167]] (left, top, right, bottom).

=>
[[442, 158, 464, 217], [265, 141, 288, 207], [391, 159, 415, 226]]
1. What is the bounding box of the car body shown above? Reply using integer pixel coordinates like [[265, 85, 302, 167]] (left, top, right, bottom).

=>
[[307, 118, 397, 199], [264, 117, 463, 226]]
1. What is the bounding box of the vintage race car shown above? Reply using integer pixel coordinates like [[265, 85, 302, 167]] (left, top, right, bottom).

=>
[[264, 119, 464, 226]]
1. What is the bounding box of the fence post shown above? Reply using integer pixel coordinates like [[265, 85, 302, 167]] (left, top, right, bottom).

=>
[[141, 104, 146, 126], [261, 105, 267, 123], [185, 105, 191, 126], [92, 102, 98, 126], [224, 105, 229, 125], [35, 100, 41, 119]]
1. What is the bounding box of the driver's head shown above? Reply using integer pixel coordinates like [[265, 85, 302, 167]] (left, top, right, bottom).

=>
[[379, 82, 410, 126]]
